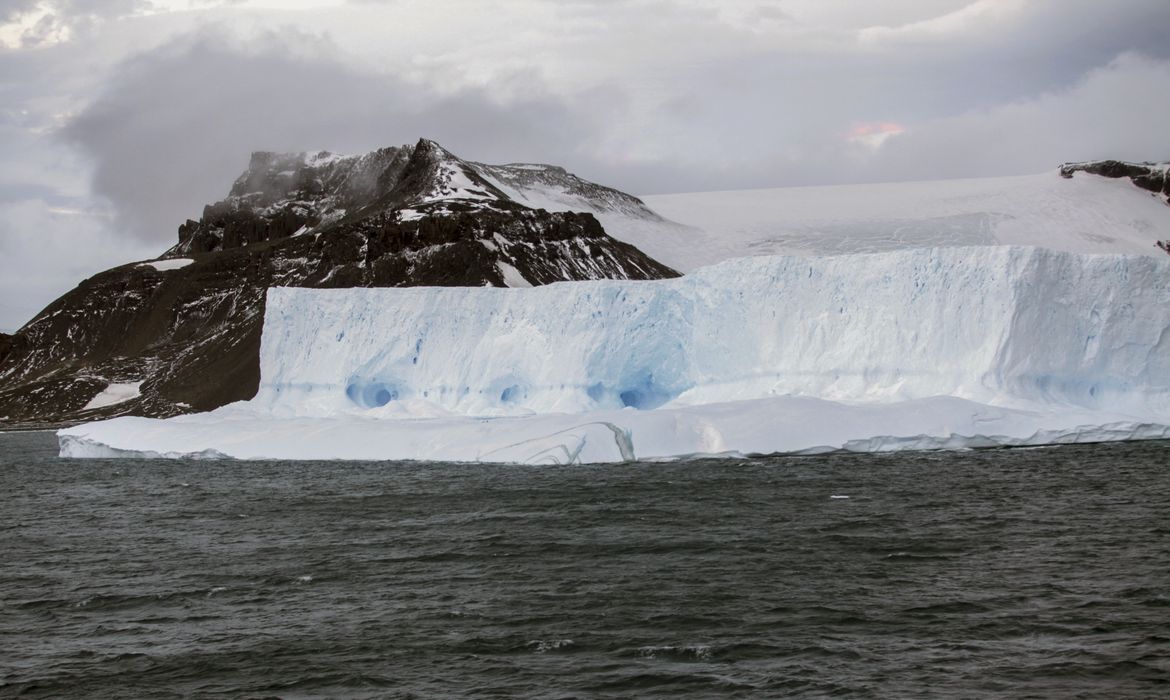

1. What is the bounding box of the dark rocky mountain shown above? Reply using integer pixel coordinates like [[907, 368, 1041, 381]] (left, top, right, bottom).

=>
[[0, 139, 677, 429], [1060, 159, 1170, 204], [0, 333, 14, 367]]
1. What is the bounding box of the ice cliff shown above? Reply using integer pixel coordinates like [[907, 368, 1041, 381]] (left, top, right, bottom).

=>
[[60, 246, 1170, 463]]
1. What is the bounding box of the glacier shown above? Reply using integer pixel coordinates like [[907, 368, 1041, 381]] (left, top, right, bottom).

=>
[[60, 246, 1170, 463], [623, 171, 1170, 271]]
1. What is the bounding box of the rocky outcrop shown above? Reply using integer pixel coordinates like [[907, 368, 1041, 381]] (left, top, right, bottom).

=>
[[1060, 160, 1170, 203], [0, 139, 679, 428], [1061, 160, 1170, 255]]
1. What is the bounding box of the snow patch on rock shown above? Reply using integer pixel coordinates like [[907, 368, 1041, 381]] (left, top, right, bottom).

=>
[[82, 382, 143, 411], [138, 258, 194, 272], [496, 261, 532, 288]]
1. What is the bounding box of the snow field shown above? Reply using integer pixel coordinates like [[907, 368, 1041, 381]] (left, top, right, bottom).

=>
[[628, 171, 1170, 270]]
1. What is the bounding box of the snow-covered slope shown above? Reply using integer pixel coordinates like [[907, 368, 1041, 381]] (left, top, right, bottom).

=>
[[60, 247, 1170, 462], [471, 162, 662, 220], [628, 171, 1170, 271]]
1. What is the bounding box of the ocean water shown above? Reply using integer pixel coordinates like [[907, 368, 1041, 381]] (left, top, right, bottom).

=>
[[2, 431, 1169, 699]]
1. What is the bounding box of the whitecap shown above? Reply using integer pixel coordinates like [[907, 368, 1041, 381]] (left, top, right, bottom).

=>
[[637, 644, 712, 660], [527, 639, 575, 653]]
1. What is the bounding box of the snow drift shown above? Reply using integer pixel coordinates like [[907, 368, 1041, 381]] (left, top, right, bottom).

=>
[[60, 246, 1170, 462]]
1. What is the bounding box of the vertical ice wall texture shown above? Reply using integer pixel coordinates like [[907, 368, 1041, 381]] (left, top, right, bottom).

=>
[[252, 247, 1170, 418]]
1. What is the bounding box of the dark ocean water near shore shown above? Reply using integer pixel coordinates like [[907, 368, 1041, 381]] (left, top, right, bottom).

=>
[[1, 430, 1168, 699]]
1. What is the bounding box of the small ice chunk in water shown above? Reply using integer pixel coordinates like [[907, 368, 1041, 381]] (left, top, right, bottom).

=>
[[830, 495, 850, 500]]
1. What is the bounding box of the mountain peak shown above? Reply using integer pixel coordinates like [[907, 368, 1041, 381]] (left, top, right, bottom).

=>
[[387, 137, 514, 217], [173, 138, 661, 256], [412, 137, 449, 155]]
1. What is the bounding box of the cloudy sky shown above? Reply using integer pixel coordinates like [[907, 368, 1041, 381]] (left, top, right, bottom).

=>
[[2, 0, 1169, 330]]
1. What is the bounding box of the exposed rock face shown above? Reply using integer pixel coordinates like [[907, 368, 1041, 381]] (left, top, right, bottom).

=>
[[0, 333, 14, 368], [0, 139, 678, 428], [1061, 160, 1170, 203]]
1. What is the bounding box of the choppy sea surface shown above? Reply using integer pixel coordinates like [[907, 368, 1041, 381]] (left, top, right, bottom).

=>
[[2, 431, 1169, 699]]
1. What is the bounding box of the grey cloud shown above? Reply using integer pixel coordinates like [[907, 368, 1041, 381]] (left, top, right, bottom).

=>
[[1, 0, 148, 48], [0, 0, 145, 17], [0, 197, 156, 331], [860, 52, 1170, 183], [592, 0, 1170, 191], [0, 181, 76, 205], [40, 0, 1170, 240], [0, 1, 38, 21], [826, 0, 1170, 118], [62, 28, 610, 243], [676, 0, 1170, 124]]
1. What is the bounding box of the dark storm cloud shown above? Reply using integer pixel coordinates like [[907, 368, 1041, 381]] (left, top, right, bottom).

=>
[[62, 28, 609, 242]]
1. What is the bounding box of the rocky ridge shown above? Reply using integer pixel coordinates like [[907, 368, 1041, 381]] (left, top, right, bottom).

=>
[[1060, 159, 1170, 203], [0, 139, 677, 428], [1061, 159, 1170, 254]]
